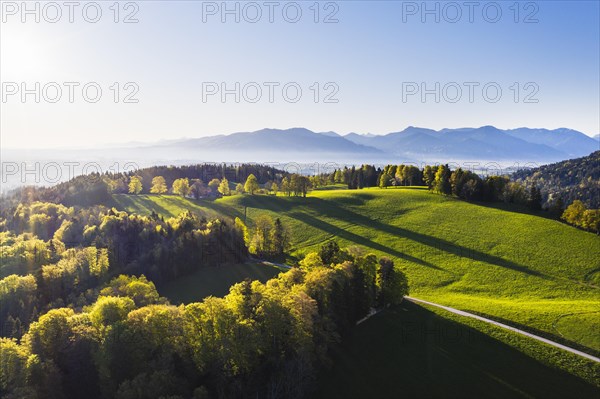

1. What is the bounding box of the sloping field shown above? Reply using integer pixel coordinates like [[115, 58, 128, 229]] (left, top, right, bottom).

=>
[[113, 188, 600, 354], [316, 301, 599, 398]]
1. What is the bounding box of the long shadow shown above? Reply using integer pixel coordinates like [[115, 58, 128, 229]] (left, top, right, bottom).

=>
[[287, 211, 444, 271], [329, 192, 377, 207], [196, 199, 244, 220], [161, 196, 245, 221], [468, 199, 563, 222], [323, 198, 546, 278], [113, 195, 171, 217], [316, 301, 600, 399], [246, 195, 545, 278]]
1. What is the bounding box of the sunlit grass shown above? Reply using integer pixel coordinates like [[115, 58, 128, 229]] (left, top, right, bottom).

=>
[[113, 188, 600, 353]]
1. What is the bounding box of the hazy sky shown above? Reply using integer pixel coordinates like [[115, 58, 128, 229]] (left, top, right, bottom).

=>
[[1, 1, 599, 148]]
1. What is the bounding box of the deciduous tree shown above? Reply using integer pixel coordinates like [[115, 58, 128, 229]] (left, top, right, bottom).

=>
[[244, 174, 259, 195], [378, 173, 392, 188], [150, 176, 168, 194], [208, 178, 221, 195], [218, 178, 231, 196], [281, 177, 291, 196], [434, 165, 451, 195], [235, 183, 244, 194], [128, 176, 143, 195], [172, 178, 191, 197]]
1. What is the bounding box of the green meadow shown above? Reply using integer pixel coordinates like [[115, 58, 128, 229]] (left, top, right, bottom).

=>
[[113, 187, 600, 356], [316, 302, 599, 398], [159, 262, 286, 304]]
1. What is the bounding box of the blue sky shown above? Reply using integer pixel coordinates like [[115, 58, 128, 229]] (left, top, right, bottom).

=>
[[1, 0, 599, 148]]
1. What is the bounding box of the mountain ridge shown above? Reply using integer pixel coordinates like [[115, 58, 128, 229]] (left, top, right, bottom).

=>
[[341, 125, 597, 161], [3, 126, 596, 165]]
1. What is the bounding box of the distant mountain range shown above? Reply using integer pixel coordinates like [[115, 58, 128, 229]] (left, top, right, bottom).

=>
[[155, 128, 384, 157], [2, 126, 598, 192], [339, 126, 598, 162], [113, 126, 597, 164], [3, 127, 598, 174]]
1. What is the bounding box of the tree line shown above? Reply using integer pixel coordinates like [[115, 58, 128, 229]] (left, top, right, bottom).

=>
[[512, 150, 599, 209], [2, 164, 289, 207], [126, 173, 312, 199], [561, 200, 600, 233], [1, 166, 318, 213], [321, 163, 599, 233]]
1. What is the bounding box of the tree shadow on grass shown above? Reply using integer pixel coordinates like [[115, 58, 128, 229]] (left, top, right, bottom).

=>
[[316, 301, 600, 399], [468, 199, 562, 222], [113, 195, 171, 217], [159, 196, 213, 219], [315, 197, 545, 278], [287, 211, 444, 271], [245, 195, 545, 279], [189, 198, 244, 221], [329, 192, 378, 207]]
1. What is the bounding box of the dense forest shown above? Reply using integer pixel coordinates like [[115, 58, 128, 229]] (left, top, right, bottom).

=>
[[1, 239, 407, 399], [0, 201, 247, 339], [512, 150, 600, 208]]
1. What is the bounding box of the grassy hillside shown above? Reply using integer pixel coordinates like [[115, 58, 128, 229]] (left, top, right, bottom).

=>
[[159, 262, 286, 304], [113, 194, 239, 220], [316, 302, 599, 398], [113, 188, 600, 353]]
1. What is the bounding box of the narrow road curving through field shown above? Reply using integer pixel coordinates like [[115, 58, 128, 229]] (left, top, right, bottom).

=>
[[255, 260, 599, 363], [405, 296, 600, 363]]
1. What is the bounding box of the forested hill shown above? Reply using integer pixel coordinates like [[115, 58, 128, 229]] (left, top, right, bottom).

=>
[[2, 163, 287, 208], [512, 151, 600, 208]]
